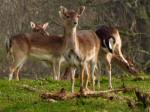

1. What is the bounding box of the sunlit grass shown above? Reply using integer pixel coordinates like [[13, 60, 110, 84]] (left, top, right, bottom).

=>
[[0, 74, 149, 112]]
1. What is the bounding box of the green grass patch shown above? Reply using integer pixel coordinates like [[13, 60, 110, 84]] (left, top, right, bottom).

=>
[[0, 75, 150, 112]]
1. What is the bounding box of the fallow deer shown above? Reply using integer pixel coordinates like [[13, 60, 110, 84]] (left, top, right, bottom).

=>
[[30, 21, 49, 36], [95, 25, 139, 89], [6, 6, 88, 88], [6, 21, 66, 81], [6, 23, 63, 80], [59, 6, 100, 92], [30, 21, 66, 79]]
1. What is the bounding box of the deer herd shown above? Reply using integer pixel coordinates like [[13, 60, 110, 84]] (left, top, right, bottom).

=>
[[6, 6, 139, 93]]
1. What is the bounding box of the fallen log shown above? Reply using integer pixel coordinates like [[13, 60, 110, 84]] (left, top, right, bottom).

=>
[[41, 87, 135, 101]]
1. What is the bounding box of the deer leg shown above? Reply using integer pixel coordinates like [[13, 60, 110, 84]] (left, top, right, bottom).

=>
[[9, 56, 26, 81], [52, 61, 58, 80], [15, 63, 24, 81], [9, 65, 16, 81], [15, 57, 26, 81], [14, 68, 20, 81], [52, 62, 55, 80], [80, 64, 85, 89], [106, 53, 113, 89], [85, 63, 90, 91], [108, 63, 112, 89], [9, 55, 16, 80], [53, 65, 58, 80], [95, 61, 100, 90], [57, 59, 61, 80], [71, 67, 76, 93], [91, 62, 96, 91]]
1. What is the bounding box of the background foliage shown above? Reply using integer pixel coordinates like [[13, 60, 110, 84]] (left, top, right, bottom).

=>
[[0, 0, 150, 78]]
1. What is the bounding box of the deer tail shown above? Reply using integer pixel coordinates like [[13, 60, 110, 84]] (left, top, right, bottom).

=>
[[5, 37, 12, 58]]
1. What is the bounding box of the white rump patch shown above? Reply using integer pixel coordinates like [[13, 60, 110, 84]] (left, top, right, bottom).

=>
[[109, 38, 114, 50]]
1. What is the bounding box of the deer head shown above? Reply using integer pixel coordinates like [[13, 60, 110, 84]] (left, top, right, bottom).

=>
[[113, 55, 140, 76], [59, 6, 85, 28], [126, 57, 140, 75], [58, 6, 85, 53], [30, 21, 49, 35]]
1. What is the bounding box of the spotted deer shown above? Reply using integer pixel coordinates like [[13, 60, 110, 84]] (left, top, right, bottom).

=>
[[30, 21, 67, 80], [6, 5, 89, 87], [30, 21, 49, 36], [6, 11, 71, 80], [59, 6, 100, 92], [96, 25, 139, 89], [6, 21, 67, 81]]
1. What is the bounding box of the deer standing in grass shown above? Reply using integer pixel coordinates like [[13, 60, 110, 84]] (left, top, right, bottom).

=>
[[6, 21, 68, 81], [59, 6, 100, 92], [6, 6, 93, 93], [6, 14, 82, 80], [95, 25, 139, 89]]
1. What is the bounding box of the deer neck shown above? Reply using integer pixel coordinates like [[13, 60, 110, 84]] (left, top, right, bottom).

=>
[[112, 54, 131, 74], [64, 26, 78, 51]]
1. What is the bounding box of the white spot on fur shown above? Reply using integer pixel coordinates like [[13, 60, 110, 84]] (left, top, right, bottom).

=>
[[30, 53, 53, 60]]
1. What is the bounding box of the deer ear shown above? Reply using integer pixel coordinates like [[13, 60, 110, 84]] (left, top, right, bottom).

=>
[[42, 22, 49, 30], [77, 6, 85, 16], [30, 21, 36, 29], [59, 6, 67, 18]]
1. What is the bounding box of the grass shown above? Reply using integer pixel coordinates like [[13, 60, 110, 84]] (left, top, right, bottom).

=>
[[0, 75, 150, 112]]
